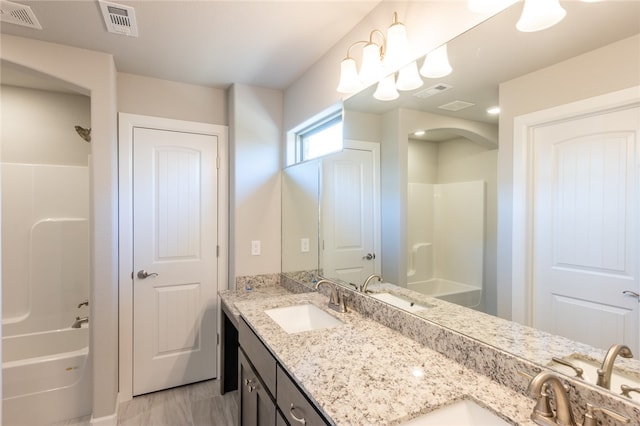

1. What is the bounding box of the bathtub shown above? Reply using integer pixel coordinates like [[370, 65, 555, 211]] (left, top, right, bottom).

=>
[[2, 326, 92, 426], [408, 278, 483, 310]]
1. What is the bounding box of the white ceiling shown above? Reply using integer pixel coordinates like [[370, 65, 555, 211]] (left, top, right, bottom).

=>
[[0, 0, 382, 90]]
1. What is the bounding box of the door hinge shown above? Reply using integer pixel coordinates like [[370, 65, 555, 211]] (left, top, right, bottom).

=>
[[216, 156, 220, 169], [217, 333, 220, 345], [216, 245, 220, 257]]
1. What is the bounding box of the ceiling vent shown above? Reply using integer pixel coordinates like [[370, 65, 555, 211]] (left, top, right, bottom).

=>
[[99, 0, 138, 37], [413, 83, 452, 99], [438, 100, 476, 112], [0, 0, 42, 29]]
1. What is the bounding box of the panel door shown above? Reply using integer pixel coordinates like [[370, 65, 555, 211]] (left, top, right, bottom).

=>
[[533, 105, 640, 351], [133, 127, 218, 395]]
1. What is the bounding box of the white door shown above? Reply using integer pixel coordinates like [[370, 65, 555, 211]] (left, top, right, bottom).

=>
[[133, 127, 218, 395], [322, 143, 380, 286], [532, 105, 640, 351]]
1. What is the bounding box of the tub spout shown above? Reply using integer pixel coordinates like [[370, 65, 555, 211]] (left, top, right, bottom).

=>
[[71, 316, 89, 328]]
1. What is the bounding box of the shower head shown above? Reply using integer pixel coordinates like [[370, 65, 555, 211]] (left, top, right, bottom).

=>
[[74, 125, 91, 142]]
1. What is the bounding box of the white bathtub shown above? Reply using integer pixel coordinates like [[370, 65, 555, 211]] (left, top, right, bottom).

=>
[[408, 278, 483, 310], [2, 327, 92, 426]]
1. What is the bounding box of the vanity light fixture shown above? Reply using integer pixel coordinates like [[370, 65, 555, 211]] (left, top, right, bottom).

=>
[[414, 130, 426, 136], [337, 12, 415, 98], [516, 0, 566, 32], [420, 44, 453, 79]]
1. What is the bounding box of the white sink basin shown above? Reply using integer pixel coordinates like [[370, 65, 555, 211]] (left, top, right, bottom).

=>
[[371, 292, 432, 313], [548, 354, 640, 402], [264, 304, 344, 334], [402, 399, 510, 425]]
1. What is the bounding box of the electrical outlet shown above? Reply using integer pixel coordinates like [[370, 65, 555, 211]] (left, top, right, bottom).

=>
[[301, 238, 310, 253], [251, 240, 261, 256]]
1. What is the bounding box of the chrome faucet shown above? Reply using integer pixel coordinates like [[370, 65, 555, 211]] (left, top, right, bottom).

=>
[[314, 279, 346, 313], [71, 316, 89, 328], [596, 344, 633, 389], [527, 371, 575, 426], [361, 274, 382, 293]]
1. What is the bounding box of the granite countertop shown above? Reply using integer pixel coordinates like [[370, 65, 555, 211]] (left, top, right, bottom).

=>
[[232, 291, 536, 426]]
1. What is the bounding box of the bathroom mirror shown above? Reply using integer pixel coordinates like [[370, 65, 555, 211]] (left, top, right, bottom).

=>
[[282, 0, 640, 404]]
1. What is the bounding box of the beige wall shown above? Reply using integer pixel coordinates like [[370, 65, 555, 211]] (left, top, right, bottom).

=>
[[229, 84, 283, 283], [497, 34, 640, 319], [117, 73, 227, 125], [1, 34, 119, 420]]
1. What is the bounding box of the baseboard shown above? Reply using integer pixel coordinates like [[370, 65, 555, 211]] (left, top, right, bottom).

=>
[[90, 394, 119, 426]]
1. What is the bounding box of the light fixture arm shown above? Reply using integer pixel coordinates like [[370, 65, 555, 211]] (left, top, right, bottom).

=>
[[345, 40, 368, 59], [367, 29, 386, 60]]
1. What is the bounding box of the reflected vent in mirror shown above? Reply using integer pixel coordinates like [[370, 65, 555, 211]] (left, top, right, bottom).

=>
[[438, 100, 475, 112], [413, 83, 452, 99]]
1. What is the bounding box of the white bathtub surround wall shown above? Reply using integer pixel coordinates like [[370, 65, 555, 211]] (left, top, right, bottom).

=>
[[407, 181, 485, 308], [1, 163, 92, 425], [1, 163, 89, 335]]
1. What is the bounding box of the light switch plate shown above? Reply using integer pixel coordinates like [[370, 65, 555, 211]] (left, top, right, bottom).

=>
[[251, 240, 261, 256], [301, 238, 310, 253]]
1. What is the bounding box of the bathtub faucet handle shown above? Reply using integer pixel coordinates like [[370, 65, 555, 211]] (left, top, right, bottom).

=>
[[77, 299, 89, 308]]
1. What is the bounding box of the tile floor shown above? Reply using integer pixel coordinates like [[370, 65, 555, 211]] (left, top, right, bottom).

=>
[[52, 380, 238, 426]]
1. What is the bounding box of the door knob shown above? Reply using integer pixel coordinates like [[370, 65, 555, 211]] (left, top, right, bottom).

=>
[[362, 253, 376, 260], [622, 290, 640, 301], [137, 270, 158, 279]]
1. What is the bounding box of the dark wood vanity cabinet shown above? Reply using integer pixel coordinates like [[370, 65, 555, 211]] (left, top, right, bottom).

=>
[[239, 348, 276, 426], [238, 317, 331, 426]]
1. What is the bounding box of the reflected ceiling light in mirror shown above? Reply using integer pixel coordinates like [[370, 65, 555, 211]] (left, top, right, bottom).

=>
[[516, 0, 566, 32], [420, 44, 452, 79], [414, 130, 426, 137], [373, 74, 399, 101], [336, 11, 411, 96], [396, 61, 423, 91], [487, 106, 500, 115]]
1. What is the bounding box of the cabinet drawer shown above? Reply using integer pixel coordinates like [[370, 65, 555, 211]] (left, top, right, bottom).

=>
[[277, 365, 329, 426], [239, 317, 277, 395]]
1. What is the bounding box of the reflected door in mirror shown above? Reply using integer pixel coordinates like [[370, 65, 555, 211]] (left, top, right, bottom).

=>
[[532, 104, 640, 352], [322, 146, 379, 286]]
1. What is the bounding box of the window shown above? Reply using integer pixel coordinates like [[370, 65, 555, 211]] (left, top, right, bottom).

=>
[[296, 113, 342, 163]]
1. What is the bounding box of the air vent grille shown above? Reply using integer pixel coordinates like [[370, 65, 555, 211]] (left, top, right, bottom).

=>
[[438, 100, 475, 112], [0, 0, 42, 29], [413, 83, 452, 99], [99, 0, 138, 37]]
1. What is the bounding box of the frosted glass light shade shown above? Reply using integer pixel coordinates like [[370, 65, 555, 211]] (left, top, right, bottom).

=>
[[396, 62, 423, 91], [384, 21, 410, 71], [336, 57, 363, 93], [373, 75, 399, 101], [516, 0, 566, 32], [359, 43, 385, 87], [420, 44, 452, 79]]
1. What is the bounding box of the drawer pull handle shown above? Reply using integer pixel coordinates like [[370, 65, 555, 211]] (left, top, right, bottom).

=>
[[290, 404, 307, 424]]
